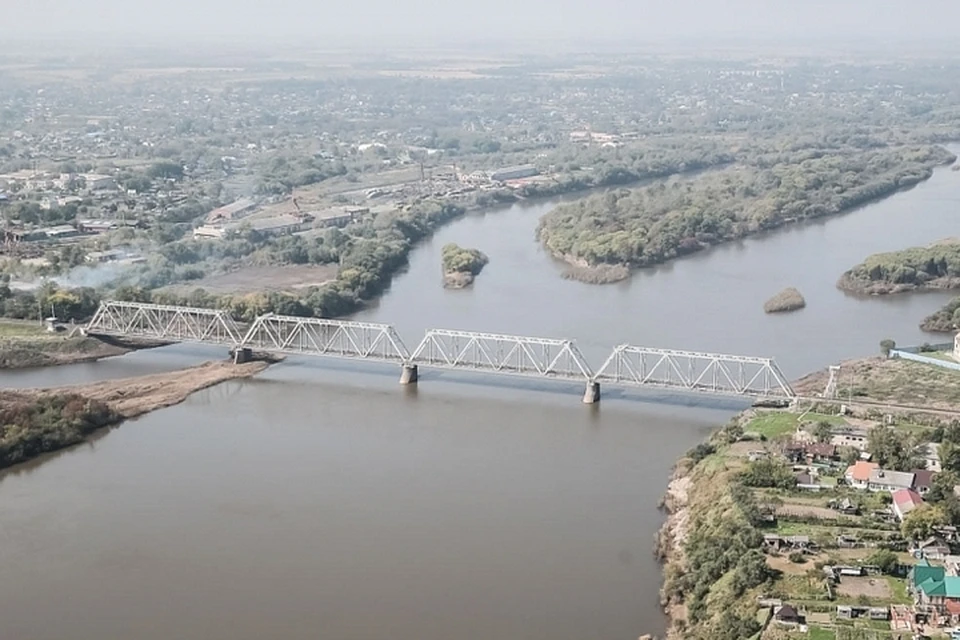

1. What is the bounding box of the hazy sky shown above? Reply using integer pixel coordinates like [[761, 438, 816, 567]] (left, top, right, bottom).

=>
[[5, 0, 960, 44]]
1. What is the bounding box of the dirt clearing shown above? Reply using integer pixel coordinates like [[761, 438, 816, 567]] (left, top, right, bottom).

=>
[[836, 576, 892, 599], [161, 265, 338, 296]]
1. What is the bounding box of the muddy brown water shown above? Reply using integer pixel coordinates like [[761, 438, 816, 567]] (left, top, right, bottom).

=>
[[3, 151, 960, 639]]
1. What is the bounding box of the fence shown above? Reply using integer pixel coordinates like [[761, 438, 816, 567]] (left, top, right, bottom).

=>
[[889, 342, 960, 372]]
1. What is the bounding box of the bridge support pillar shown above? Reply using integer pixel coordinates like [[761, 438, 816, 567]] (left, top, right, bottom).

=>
[[399, 364, 419, 385], [582, 381, 600, 404], [232, 347, 253, 364]]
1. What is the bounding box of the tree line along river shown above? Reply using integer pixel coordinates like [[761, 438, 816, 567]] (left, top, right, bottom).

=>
[[2, 150, 960, 640]]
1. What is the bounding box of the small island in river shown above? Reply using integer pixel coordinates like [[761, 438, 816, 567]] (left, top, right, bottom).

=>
[[536, 145, 955, 280], [763, 287, 806, 313], [441, 243, 489, 288], [838, 239, 960, 295]]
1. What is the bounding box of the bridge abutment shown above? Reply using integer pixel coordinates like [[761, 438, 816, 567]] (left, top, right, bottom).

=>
[[582, 381, 600, 404], [232, 347, 253, 364], [399, 364, 419, 385]]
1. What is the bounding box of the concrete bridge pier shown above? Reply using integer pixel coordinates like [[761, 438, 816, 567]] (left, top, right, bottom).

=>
[[232, 347, 253, 364], [399, 364, 419, 385], [582, 381, 600, 404]]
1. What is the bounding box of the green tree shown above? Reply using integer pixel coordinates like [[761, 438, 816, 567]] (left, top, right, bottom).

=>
[[868, 426, 923, 471], [865, 549, 899, 575], [813, 421, 834, 443], [901, 503, 947, 540], [879, 338, 896, 356]]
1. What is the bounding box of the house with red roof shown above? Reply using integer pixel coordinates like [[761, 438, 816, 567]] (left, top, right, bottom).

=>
[[845, 461, 879, 489], [892, 488, 924, 521]]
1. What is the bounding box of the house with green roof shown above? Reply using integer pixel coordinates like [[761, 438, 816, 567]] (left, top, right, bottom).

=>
[[910, 559, 960, 614]]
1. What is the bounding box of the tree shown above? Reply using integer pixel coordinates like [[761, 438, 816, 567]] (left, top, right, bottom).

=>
[[868, 426, 923, 471], [147, 161, 185, 181], [880, 338, 896, 356], [901, 503, 947, 540], [813, 421, 834, 443], [866, 548, 899, 575], [739, 458, 796, 489]]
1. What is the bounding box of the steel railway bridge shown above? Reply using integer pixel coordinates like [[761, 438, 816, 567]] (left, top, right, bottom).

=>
[[85, 300, 795, 404]]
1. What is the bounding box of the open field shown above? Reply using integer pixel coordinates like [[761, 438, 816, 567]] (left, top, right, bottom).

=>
[[159, 265, 339, 296], [746, 411, 848, 439], [795, 357, 960, 410], [0, 320, 49, 338]]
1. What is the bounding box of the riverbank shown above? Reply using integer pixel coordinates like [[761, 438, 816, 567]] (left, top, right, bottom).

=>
[[0, 356, 278, 470], [0, 320, 166, 369], [656, 356, 960, 639]]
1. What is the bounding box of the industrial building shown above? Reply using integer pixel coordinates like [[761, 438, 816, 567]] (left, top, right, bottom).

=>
[[489, 164, 538, 182]]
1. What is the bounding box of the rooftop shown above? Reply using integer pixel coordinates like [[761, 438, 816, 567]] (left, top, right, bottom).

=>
[[893, 488, 924, 508], [869, 469, 915, 489], [846, 461, 879, 482]]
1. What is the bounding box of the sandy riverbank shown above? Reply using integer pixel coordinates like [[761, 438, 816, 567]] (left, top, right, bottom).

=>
[[19, 357, 278, 418], [0, 357, 279, 471]]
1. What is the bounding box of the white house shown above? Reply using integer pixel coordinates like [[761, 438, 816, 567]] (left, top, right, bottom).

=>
[[868, 469, 915, 492]]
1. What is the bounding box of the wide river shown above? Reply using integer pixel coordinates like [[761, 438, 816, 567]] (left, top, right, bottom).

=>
[[3, 152, 960, 640]]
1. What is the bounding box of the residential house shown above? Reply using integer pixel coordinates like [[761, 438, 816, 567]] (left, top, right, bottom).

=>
[[868, 469, 915, 492], [773, 604, 804, 626], [922, 443, 942, 473], [763, 535, 813, 552], [831, 426, 871, 450], [805, 442, 838, 463], [914, 469, 937, 495], [845, 461, 879, 489], [911, 560, 960, 614], [892, 488, 924, 521], [916, 537, 952, 561]]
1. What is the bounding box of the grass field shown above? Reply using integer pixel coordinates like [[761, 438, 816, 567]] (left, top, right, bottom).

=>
[[807, 627, 837, 640], [0, 320, 49, 338], [746, 411, 848, 439]]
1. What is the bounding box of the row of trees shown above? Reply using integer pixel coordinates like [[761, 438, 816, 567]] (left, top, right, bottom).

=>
[[0, 277, 101, 322]]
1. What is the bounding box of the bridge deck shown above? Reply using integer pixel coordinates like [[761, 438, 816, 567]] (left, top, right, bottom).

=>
[[85, 301, 795, 399]]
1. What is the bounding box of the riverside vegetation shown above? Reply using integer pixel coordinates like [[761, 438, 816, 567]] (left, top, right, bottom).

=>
[[838, 241, 960, 295], [441, 243, 488, 288], [0, 394, 117, 469], [0, 359, 275, 470], [537, 145, 955, 278], [923, 297, 960, 333]]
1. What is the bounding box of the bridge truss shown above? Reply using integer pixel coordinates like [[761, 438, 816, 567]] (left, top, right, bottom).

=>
[[410, 329, 594, 380], [596, 345, 795, 398], [241, 314, 410, 363], [86, 300, 243, 345]]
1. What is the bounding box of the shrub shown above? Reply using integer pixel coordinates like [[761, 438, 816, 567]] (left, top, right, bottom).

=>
[[880, 338, 896, 356]]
